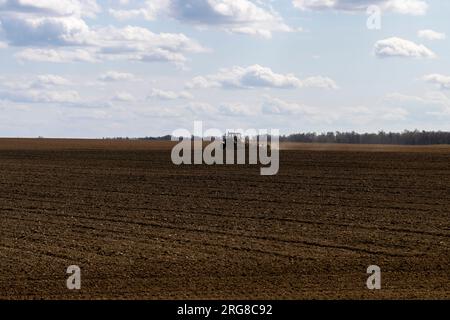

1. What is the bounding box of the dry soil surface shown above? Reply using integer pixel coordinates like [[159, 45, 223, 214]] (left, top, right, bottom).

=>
[[0, 139, 449, 299]]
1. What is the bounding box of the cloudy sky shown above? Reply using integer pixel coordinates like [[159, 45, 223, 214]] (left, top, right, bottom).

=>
[[0, 0, 449, 138]]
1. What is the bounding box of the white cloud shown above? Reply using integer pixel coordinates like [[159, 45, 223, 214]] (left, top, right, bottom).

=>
[[0, 74, 71, 90], [0, 41, 7, 48], [109, 0, 293, 38], [185, 101, 218, 115], [0, 16, 90, 46], [98, 71, 136, 82], [148, 88, 193, 100], [11, 26, 206, 65], [292, 0, 428, 15], [112, 92, 135, 102], [91, 26, 206, 65], [0, 73, 108, 107], [293, 0, 347, 11], [0, 1, 98, 47], [34, 75, 70, 87], [417, 29, 446, 41], [1, 2, 206, 66], [423, 74, 450, 90], [181, 100, 256, 117], [109, 0, 169, 21], [260, 96, 341, 124], [15, 48, 97, 63], [186, 65, 338, 90], [383, 0, 428, 15], [374, 37, 436, 58], [0, 0, 100, 18], [384, 92, 427, 104], [115, 0, 132, 6], [301, 76, 339, 89], [384, 91, 450, 116], [261, 96, 318, 115], [340, 103, 410, 124], [218, 102, 256, 116], [0, 89, 81, 103]]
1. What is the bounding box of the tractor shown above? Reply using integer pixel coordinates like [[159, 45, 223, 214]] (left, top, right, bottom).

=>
[[222, 132, 245, 149], [222, 132, 271, 152]]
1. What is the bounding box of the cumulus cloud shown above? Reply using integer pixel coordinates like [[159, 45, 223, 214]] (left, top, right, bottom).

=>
[[112, 92, 135, 102], [148, 88, 193, 100], [0, 1, 206, 65], [11, 26, 206, 65], [110, 0, 169, 21], [292, 0, 428, 15], [90, 26, 206, 64], [374, 37, 436, 58], [300, 76, 339, 89], [109, 0, 293, 38], [0, 1, 97, 46], [29, 75, 71, 89], [0, 0, 100, 18], [417, 29, 446, 41], [0, 73, 97, 106], [186, 65, 338, 90], [384, 0, 428, 15], [0, 74, 71, 90], [15, 48, 97, 63], [98, 71, 136, 82], [423, 74, 450, 90], [0, 16, 90, 46]]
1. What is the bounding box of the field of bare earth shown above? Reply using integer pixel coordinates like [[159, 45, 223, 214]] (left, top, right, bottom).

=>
[[0, 139, 449, 299]]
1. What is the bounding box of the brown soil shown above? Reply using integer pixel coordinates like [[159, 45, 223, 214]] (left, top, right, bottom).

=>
[[0, 139, 449, 299]]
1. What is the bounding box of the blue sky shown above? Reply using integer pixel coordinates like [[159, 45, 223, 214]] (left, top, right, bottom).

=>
[[0, 0, 449, 138]]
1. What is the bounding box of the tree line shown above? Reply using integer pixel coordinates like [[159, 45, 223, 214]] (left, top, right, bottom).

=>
[[279, 130, 450, 145], [108, 130, 450, 145]]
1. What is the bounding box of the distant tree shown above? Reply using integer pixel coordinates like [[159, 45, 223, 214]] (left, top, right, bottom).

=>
[[280, 130, 450, 145]]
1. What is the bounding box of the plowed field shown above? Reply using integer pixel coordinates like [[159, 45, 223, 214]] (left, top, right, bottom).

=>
[[0, 139, 449, 299]]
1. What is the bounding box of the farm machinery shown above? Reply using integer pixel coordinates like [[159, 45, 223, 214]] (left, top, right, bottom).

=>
[[222, 132, 271, 151]]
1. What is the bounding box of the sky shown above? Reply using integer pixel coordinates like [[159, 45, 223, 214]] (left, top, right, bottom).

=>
[[0, 0, 449, 138]]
